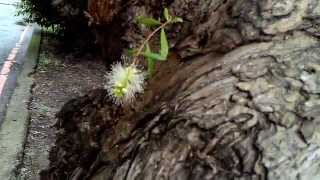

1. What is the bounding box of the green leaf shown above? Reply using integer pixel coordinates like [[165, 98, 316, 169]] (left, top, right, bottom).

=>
[[143, 51, 166, 61], [125, 49, 138, 57], [172, 17, 183, 23], [164, 8, 171, 21], [145, 43, 156, 76], [160, 28, 169, 59], [136, 16, 161, 27]]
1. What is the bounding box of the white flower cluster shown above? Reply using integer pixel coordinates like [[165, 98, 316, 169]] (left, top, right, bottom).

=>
[[105, 63, 146, 105]]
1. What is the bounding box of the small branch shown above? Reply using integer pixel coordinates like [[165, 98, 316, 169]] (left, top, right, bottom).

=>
[[132, 20, 171, 64]]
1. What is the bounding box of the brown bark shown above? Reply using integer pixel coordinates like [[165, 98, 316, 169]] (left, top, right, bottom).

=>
[[42, 0, 320, 179]]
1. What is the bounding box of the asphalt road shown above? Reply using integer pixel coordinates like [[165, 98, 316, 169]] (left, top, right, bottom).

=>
[[0, 0, 25, 68], [0, 0, 29, 124], [0, 0, 40, 174]]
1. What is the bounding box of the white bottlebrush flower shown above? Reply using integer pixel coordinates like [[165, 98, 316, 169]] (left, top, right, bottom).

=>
[[105, 63, 146, 105]]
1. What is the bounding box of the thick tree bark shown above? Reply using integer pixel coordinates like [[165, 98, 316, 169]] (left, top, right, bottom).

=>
[[42, 0, 320, 179]]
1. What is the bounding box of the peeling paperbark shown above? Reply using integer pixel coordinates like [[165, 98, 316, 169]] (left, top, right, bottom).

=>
[[42, 0, 320, 179]]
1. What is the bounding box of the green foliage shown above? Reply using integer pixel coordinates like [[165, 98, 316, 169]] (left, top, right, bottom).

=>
[[136, 16, 161, 27], [160, 28, 169, 58], [172, 17, 183, 23], [16, 0, 88, 34], [16, 0, 61, 28], [145, 43, 156, 76], [38, 51, 63, 71], [142, 51, 166, 61], [164, 8, 171, 21], [106, 8, 183, 104], [129, 8, 183, 76]]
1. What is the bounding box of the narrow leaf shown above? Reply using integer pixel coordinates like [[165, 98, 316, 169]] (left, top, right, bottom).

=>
[[172, 17, 183, 23], [145, 43, 156, 76], [164, 8, 171, 21], [143, 52, 166, 61], [125, 48, 138, 57], [160, 28, 169, 59], [136, 16, 161, 27]]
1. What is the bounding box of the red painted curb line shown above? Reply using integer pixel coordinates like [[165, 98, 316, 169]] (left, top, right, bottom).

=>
[[0, 25, 31, 96]]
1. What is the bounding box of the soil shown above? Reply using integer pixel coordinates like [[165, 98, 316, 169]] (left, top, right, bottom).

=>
[[18, 34, 107, 180]]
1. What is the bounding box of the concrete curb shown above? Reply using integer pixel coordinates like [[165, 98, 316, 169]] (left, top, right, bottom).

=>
[[0, 25, 41, 180]]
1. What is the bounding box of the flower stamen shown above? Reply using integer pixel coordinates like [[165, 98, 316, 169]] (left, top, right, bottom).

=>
[[105, 63, 145, 105]]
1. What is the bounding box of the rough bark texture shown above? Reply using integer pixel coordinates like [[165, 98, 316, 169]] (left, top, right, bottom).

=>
[[42, 0, 320, 179]]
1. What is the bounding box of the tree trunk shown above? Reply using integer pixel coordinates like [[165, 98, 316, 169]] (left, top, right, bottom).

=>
[[42, 0, 320, 179]]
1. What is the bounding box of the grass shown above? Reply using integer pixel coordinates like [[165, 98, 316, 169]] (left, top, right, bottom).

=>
[[37, 51, 63, 71]]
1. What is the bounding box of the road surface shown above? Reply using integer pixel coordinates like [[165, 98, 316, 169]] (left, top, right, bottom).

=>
[[0, 0, 29, 124], [0, 0, 24, 66]]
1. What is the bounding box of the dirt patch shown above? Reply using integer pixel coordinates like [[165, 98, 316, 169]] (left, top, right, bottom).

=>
[[18, 35, 107, 180]]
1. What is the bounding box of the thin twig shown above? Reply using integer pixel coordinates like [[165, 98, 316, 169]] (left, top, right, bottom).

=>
[[132, 20, 171, 65]]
